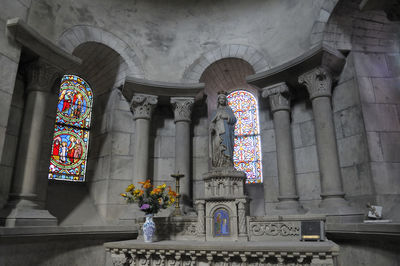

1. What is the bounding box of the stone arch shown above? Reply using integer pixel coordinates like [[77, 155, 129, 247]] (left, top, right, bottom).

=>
[[58, 25, 144, 78], [182, 44, 270, 82], [309, 0, 340, 45]]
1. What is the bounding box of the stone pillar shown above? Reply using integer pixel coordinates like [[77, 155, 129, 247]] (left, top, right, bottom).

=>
[[195, 200, 205, 239], [237, 199, 248, 240], [298, 67, 348, 211], [262, 82, 303, 214], [0, 59, 60, 226], [130, 94, 158, 184], [171, 97, 194, 212]]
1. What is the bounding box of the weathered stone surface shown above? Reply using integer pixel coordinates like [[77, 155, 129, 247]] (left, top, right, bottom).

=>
[[371, 162, 400, 194], [192, 136, 208, 158], [154, 135, 175, 158], [366, 132, 384, 162], [337, 106, 365, 137], [299, 120, 316, 146], [372, 77, 400, 104], [291, 102, 313, 123], [111, 132, 131, 156], [332, 78, 360, 112], [353, 52, 390, 77], [0, 91, 12, 128], [357, 77, 376, 103], [380, 132, 400, 162], [261, 129, 276, 152], [296, 172, 321, 200], [109, 155, 134, 180], [363, 103, 400, 131], [293, 146, 319, 174], [338, 134, 369, 167], [193, 157, 208, 181], [262, 151, 278, 177], [291, 124, 303, 148]]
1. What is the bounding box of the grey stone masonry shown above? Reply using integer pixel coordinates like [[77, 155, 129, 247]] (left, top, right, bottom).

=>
[[171, 97, 195, 213], [0, 59, 60, 226], [262, 82, 303, 214], [130, 94, 158, 185]]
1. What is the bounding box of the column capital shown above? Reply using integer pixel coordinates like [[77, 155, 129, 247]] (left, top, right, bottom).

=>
[[130, 94, 158, 120], [26, 59, 62, 93], [261, 82, 290, 113], [170, 97, 194, 123], [298, 66, 332, 100]]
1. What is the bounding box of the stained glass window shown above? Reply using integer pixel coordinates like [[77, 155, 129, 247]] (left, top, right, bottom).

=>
[[227, 90, 263, 183], [48, 75, 93, 182]]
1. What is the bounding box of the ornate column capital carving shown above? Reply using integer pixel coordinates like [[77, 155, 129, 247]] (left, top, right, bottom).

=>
[[26, 59, 62, 93], [298, 67, 332, 100], [170, 97, 194, 123], [130, 94, 158, 120], [261, 82, 290, 113]]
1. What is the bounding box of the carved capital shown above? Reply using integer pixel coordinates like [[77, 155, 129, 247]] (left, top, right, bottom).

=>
[[298, 67, 332, 100], [261, 82, 290, 113], [130, 94, 158, 120], [26, 59, 61, 93], [171, 97, 194, 123]]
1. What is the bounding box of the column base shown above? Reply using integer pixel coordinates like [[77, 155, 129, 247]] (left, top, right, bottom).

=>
[[271, 196, 306, 215], [0, 207, 57, 227], [309, 194, 363, 219]]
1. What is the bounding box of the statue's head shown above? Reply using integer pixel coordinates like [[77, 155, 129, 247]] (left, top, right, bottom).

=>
[[217, 91, 228, 106]]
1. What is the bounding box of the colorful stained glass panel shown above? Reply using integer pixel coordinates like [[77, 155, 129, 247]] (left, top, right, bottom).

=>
[[49, 75, 92, 182], [227, 90, 263, 183]]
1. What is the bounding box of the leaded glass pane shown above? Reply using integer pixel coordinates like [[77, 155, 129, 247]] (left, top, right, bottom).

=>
[[49, 75, 92, 182], [227, 90, 263, 183]]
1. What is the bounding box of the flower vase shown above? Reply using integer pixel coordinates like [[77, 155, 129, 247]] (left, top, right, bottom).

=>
[[143, 214, 156, 242]]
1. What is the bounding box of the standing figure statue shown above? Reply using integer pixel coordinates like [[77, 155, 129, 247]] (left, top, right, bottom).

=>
[[209, 91, 237, 168]]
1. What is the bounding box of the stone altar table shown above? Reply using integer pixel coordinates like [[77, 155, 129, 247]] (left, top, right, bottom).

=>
[[105, 239, 339, 265]]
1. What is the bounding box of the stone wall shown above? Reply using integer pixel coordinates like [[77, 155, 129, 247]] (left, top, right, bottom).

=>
[[0, 0, 30, 208], [324, 0, 400, 220]]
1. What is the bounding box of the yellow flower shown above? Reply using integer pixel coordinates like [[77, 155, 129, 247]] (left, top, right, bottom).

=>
[[120, 193, 127, 197], [125, 184, 135, 192], [257, 179, 261, 183], [161, 184, 166, 189]]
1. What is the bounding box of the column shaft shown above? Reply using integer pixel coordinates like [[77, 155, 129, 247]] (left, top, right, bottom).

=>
[[171, 97, 194, 212], [311, 97, 343, 195], [273, 110, 297, 199], [299, 67, 354, 213], [262, 82, 302, 214], [175, 121, 190, 204], [132, 118, 151, 182], [11, 91, 49, 207], [130, 94, 158, 184]]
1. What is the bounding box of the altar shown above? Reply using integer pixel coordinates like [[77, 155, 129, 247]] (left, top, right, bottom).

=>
[[105, 239, 339, 265]]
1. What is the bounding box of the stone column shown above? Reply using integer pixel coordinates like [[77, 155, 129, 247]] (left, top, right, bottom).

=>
[[262, 82, 303, 214], [130, 94, 158, 184], [195, 200, 205, 239], [298, 67, 348, 210], [0, 59, 60, 226], [171, 97, 194, 212]]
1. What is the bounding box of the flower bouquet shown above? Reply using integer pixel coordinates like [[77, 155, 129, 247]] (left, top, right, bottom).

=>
[[121, 180, 177, 242]]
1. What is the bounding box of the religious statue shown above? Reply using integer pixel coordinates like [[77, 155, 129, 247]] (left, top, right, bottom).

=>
[[209, 91, 236, 168]]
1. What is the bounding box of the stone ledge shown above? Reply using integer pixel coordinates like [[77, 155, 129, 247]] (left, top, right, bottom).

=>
[[326, 222, 400, 239], [0, 225, 138, 238], [6, 17, 81, 70], [105, 239, 339, 253]]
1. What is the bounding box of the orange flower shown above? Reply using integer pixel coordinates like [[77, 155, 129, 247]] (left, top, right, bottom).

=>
[[139, 179, 152, 189], [151, 188, 162, 195], [138, 190, 144, 196], [168, 189, 177, 198]]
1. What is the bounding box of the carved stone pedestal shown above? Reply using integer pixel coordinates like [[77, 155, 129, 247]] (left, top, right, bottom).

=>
[[197, 168, 250, 242]]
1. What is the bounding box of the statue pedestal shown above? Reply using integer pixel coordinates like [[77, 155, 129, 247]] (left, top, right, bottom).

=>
[[198, 167, 250, 241]]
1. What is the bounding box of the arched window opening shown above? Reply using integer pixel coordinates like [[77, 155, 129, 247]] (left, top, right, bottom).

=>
[[227, 90, 263, 184], [48, 75, 93, 182]]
